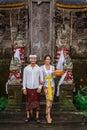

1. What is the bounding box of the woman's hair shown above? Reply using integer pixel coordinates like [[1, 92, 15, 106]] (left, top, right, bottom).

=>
[[44, 55, 52, 60]]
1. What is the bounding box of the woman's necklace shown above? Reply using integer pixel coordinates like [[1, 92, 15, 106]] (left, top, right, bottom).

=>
[[45, 64, 50, 70]]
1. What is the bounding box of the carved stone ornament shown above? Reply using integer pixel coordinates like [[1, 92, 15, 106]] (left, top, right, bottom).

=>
[[14, 33, 25, 47], [63, 55, 73, 70]]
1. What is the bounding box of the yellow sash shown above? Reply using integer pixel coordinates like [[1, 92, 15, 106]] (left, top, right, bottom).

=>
[[44, 76, 53, 101]]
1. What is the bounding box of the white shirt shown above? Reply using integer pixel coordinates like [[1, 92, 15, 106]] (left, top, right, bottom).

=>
[[23, 64, 43, 89], [41, 65, 55, 87]]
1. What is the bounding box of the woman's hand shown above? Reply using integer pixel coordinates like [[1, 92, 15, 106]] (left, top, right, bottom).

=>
[[23, 89, 27, 95]]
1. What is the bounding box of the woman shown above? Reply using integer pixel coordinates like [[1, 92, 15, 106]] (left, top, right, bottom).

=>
[[41, 55, 55, 124]]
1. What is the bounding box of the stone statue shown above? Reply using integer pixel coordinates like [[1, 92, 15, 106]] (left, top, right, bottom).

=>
[[56, 24, 70, 49], [14, 32, 25, 47], [63, 55, 73, 70]]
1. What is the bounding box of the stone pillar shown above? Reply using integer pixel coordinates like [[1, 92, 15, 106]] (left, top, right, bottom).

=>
[[59, 83, 77, 111], [6, 84, 22, 111]]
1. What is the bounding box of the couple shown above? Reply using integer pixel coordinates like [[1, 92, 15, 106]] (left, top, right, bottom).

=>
[[23, 54, 55, 124]]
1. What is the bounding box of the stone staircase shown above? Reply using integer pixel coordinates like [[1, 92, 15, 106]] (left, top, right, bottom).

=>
[[0, 83, 85, 124], [5, 83, 76, 112]]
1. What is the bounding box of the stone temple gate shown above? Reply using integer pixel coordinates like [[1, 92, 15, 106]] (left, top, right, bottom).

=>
[[0, 0, 87, 112]]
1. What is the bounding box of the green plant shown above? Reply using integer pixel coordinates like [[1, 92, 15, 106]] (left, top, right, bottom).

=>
[[0, 97, 8, 111]]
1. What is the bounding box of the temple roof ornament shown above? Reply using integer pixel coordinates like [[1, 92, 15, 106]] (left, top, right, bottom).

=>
[[0, 0, 27, 9], [56, 0, 87, 10]]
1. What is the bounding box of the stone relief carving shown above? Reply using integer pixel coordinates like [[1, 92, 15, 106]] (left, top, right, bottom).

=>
[[56, 24, 70, 49], [71, 39, 87, 58], [63, 55, 73, 70], [14, 32, 25, 47]]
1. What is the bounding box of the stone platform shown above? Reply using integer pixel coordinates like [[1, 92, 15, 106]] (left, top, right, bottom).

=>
[[0, 83, 86, 125]]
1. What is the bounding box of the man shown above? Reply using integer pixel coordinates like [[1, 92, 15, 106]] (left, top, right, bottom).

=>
[[23, 54, 43, 123]]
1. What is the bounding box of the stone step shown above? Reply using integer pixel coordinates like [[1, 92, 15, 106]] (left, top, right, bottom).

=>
[[5, 101, 77, 113], [0, 111, 85, 125], [6, 83, 76, 112]]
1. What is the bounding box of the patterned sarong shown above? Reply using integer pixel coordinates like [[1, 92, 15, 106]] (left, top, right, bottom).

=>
[[26, 88, 40, 110]]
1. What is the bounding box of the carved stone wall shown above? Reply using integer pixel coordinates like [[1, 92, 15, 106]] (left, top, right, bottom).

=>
[[0, 6, 28, 59], [55, 9, 87, 89]]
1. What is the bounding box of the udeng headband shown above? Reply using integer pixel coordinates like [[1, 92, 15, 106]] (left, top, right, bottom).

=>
[[29, 54, 37, 58]]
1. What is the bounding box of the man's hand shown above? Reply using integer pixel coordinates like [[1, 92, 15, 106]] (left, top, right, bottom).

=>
[[23, 89, 27, 95], [39, 80, 43, 85], [37, 88, 41, 93]]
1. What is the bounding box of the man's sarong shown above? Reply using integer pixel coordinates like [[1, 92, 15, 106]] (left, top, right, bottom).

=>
[[26, 88, 40, 110]]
